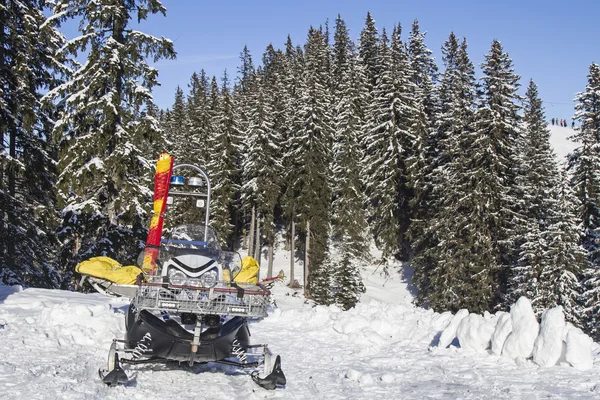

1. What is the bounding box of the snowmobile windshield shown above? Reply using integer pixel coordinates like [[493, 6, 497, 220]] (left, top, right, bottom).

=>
[[140, 224, 241, 281]]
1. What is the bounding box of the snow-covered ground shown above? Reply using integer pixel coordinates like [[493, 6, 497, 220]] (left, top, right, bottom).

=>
[[1, 243, 599, 399], [0, 124, 593, 399]]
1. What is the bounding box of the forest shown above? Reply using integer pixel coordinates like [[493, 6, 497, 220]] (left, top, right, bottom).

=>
[[1, 1, 600, 341]]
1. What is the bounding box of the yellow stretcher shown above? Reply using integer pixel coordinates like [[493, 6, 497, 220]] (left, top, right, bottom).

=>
[[76, 256, 143, 298], [77, 255, 263, 298]]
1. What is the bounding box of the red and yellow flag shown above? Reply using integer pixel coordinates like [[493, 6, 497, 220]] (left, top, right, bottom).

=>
[[141, 152, 174, 273]]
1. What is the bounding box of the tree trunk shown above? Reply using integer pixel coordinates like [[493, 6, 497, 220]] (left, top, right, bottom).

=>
[[254, 217, 261, 262], [288, 220, 295, 287], [267, 240, 274, 278], [304, 219, 310, 297], [0, 15, 5, 263], [248, 206, 255, 257]]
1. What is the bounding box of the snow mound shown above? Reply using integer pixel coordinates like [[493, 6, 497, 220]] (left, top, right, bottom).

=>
[[490, 311, 512, 355], [565, 326, 594, 370], [533, 306, 565, 367], [438, 308, 468, 348], [455, 313, 496, 352], [502, 297, 540, 360]]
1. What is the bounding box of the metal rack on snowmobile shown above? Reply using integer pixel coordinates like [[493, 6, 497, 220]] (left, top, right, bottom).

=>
[[133, 277, 271, 318]]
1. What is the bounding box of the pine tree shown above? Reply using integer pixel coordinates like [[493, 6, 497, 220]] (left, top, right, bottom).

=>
[[207, 72, 241, 249], [363, 28, 413, 265], [286, 27, 333, 298], [423, 40, 521, 313], [47, 0, 175, 273], [327, 15, 368, 308], [474, 40, 523, 308], [411, 34, 477, 306], [573, 63, 600, 338], [542, 171, 587, 326], [0, 0, 65, 287], [186, 70, 211, 167], [406, 24, 445, 279], [259, 45, 288, 274], [357, 12, 379, 91], [240, 75, 281, 260], [509, 80, 580, 317], [165, 86, 187, 158]]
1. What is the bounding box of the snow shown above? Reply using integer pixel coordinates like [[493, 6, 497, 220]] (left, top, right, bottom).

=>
[[490, 311, 512, 355], [2, 246, 599, 400], [565, 326, 594, 371], [549, 124, 577, 163], [533, 306, 565, 367], [455, 312, 496, 352], [438, 308, 468, 348], [501, 297, 540, 360]]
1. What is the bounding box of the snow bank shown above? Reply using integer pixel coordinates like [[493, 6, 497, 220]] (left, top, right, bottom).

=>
[[502, 297, 540, 360], [533, 306, 565, 367], [435, 296, 595, 371]]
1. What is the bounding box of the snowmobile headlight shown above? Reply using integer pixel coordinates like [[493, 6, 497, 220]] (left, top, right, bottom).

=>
[[201, 269, 218, 287], [187, 278, 200, 287], [168, 269, 187, 285]]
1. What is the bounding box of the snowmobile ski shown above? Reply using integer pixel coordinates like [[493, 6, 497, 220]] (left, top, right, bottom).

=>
[[99, 343, 128, 386], [251, 355, 286, 390]]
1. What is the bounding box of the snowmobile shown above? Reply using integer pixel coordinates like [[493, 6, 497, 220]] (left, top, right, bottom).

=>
[[93, 155, 285, 390]]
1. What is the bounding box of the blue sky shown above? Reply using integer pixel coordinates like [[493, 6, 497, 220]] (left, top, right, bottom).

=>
[[141, 0, 598, 121]]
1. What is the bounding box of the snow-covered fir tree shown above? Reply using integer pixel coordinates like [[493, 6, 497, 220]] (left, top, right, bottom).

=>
[[422, 40, 522, 313], [186, 70, 211, 167], [357, 12, 379, 92], [510, 79, 584, 322], [206, 71, 242, 250], [573, 62, 600, 339], [0, 0, 65, 287], [542, 170, 587, 326], [411, 34, 478, 307], [286, 27, 333, 298], [47, 0, 175, 273], [240, 75, 281, 262], [363, 28, 412, 266], [259, 45, 288, 273], [473, 40, 524, 309], [327, 15, 368, 309], [164, 86, 187, 160], [405, 22, 443, 269]]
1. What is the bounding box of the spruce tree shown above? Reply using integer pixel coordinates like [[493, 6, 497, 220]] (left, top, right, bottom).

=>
[[47, 0, 175, 273], [286, 27, 333, 298], [474, 40, 523, 308], [542, 171, 587, 326], [0, 0, 64, 287], [423, 40, 521, 313], [357, 12, 379, 91], [186, 70, 211, 167], [206, 71, 241, 249], [411, 34, 477, 306], [240, 75, 281, 260], [328, 15, 368, 308], [573, 63, 600, 338], [363, 28, 413, 265], [509, 79, 583, 319]]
